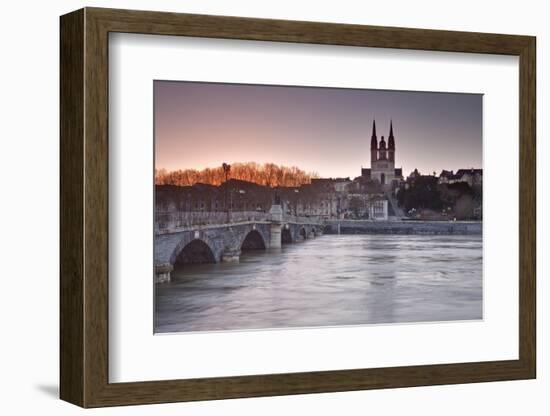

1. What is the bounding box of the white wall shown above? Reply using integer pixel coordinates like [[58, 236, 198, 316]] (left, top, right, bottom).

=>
[[0, 0, 546, 414]]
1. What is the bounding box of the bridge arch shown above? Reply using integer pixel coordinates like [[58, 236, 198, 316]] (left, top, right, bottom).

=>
[[170, 237, 218, 265], [281, 227, 293, 244], [240, 229, 267, 251]]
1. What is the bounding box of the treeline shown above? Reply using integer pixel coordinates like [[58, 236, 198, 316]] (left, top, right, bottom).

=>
[[397, 176, 482, 220], [155, 162, 319, 188]]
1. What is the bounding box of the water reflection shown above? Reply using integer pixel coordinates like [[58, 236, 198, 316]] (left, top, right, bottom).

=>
[[154, 234, 482, 333]]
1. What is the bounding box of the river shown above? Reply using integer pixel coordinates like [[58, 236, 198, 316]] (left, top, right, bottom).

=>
[[154, 234, 482, 333]]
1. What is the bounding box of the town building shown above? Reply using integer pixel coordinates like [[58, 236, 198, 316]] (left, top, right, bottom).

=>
[[439, 168, 483, 186]]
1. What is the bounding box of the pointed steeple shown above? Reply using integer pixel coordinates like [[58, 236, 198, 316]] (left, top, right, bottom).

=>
[[370, 119, 378, 150], [388, 120, 395, 150]]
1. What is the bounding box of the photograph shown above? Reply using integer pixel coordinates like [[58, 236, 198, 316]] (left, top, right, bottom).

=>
[[153, 81, 483, 333]]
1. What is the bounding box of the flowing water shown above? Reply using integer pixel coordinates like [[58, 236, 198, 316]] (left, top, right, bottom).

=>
[[154, 234, 482, 333]]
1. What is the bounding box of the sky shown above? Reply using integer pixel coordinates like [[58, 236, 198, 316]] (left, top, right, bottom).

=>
[[154, 80, 482, 179]]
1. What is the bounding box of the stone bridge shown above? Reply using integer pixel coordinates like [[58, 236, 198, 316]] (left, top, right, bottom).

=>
[[154, 206, 324, 283]]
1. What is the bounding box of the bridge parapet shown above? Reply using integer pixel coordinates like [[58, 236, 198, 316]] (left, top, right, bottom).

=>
[[156, 210, 326, 233], [156, 211, 271, 232], [283, 214, 325, 225]]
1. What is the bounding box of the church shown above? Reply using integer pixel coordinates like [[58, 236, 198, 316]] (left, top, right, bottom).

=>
[[361, 120, 403, 191]]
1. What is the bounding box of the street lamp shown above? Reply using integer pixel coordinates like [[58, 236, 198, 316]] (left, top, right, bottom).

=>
[[222, 163, 231, 222]]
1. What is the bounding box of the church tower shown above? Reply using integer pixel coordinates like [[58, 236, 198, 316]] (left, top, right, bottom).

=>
[[370, 120, 378, 163], [388, 120, 395, 162], [364, 119, 403, 190]]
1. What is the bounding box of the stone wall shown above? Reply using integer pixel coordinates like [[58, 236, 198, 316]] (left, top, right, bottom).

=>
[[324, 220, 482, 235]]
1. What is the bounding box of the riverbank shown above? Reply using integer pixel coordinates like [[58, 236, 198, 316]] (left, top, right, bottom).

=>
[[324, 220, 482, 235]]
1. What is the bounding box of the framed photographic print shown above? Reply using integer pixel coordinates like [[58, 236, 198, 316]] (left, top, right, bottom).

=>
[[60, 7, 536, 408]]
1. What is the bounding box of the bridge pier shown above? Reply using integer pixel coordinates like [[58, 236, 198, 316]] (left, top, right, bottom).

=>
[[269, 203, 283, 249], [270, 223, 282, 248], [222, 249, 241, 262], [155, 263, 173, 284]]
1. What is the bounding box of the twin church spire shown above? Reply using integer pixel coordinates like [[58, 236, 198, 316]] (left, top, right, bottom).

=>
[[370, 120, 396, 163]]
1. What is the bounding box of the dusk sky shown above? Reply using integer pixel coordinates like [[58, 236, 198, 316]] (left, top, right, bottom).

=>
[[154, 81, 482, 179]]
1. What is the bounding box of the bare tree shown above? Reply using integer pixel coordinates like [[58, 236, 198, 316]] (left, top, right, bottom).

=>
[[155, 162, 318, 188]]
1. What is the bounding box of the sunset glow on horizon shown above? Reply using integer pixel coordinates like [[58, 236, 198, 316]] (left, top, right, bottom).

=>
[[155, 81, 482, 179]]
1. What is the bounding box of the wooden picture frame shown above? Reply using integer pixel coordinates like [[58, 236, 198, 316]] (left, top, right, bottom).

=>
[[60, 7, 536, 408]]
